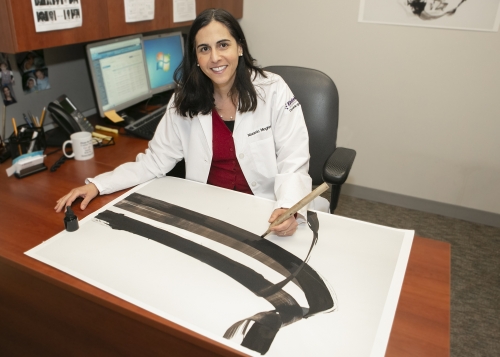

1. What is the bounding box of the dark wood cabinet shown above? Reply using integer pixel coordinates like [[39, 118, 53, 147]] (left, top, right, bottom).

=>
[[0, 0, 109, 53], [0, 0, 243, 53], [211, 0, 243, 18]]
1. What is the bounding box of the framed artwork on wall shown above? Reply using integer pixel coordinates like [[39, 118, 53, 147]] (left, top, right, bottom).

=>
[[359, 0, 500, 32]]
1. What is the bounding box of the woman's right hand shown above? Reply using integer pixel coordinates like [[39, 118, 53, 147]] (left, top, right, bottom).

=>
[[54, 183, 99, 213]]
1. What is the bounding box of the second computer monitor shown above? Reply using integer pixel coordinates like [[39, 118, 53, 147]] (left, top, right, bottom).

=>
[[143, 32, 184, 95]]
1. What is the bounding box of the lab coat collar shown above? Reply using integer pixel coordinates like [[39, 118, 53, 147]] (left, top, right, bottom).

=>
[[198, 109, 251, 148]]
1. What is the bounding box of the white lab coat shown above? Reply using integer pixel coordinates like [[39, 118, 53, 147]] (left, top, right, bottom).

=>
[[88, 71, 327, 218]]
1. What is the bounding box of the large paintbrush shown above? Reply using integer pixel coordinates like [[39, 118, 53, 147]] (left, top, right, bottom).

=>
[[261, 182, 330, 238]]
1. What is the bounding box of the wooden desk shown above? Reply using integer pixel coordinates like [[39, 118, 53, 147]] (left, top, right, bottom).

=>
[[0, 133, 450, 356]]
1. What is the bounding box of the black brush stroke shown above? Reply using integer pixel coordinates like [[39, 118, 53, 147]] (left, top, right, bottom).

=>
[[97, 193, 335, 355], [116, 193, 335, 317], [95, 210, 301, 354]]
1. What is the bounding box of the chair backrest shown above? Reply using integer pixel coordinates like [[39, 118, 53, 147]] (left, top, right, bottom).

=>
[[263, 66, 339, 185]]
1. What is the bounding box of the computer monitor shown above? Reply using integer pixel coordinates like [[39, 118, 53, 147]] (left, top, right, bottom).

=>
[[142, 32, 184, 95], [86, 34, 152, 118]]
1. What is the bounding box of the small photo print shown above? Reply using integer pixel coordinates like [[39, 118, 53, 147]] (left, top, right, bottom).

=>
[[16, 50, 45, 75], [1, 53, 17, 106], [2, 84, 17, 106], [16, 51, 51, 94]]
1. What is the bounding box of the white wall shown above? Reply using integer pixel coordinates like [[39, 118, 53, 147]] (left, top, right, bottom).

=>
[[241, 0, 500, 215]]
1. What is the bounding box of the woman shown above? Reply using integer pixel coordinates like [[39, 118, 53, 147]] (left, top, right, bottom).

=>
[[55, 8, 322, 236], [2, 85, 16, 106]]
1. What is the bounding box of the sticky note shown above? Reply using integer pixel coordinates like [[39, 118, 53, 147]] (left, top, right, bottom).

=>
[[92, 132, 112, 141], [104, 110, 125, 123]]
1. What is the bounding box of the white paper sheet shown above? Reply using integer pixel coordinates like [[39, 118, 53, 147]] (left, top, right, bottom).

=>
[[173, 0, 196, 23], [124, 0, 155, 23], [26, 177, 414, 356], [31, 0, 83, 33]]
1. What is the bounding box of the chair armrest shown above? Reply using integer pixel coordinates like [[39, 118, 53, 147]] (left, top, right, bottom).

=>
[[322, 147, 356, 185]]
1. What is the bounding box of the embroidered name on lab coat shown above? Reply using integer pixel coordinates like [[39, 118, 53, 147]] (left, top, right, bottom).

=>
[[247, 125, 271, 137]]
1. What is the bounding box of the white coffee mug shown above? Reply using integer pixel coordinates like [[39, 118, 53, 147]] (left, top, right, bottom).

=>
[[62, 132, 94, 161]]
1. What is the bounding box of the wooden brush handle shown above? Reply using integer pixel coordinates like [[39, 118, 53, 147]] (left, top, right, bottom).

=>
[[262, 182, 329, 237]]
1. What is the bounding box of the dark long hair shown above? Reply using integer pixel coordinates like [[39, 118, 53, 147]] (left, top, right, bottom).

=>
[[173, 8, 265, 118]]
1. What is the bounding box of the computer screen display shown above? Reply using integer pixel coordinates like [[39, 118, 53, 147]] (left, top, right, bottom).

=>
[[143, 32, 184, 95], [86, 34, 152, 117]]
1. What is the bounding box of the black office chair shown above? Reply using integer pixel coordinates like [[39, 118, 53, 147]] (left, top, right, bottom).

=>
[[263, 66, 356, 213]]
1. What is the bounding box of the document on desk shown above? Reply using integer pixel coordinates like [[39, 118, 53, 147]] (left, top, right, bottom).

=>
[[26, 177, 414, 357]]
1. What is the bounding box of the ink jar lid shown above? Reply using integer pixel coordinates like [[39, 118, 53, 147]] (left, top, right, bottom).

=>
[[64, 206, 79, 232]]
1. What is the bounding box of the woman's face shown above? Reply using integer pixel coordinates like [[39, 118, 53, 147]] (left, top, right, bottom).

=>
[[423, 0, 464, 17], [3, 86, 10, 96], [195, 20, 242, 91]]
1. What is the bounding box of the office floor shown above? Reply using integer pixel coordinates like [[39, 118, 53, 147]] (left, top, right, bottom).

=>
[[328, 193, 500, 356]]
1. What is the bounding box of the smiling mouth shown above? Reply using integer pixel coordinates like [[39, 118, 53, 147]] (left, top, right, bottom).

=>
[[211, 65, 227, 73]]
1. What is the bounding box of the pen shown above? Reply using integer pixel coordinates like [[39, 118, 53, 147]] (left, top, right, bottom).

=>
[[39, 107, 47, 127], [23, 113, 33, 128], [28, 110, 39, 127], [27, 111, 35, 125], [27, 131, 38, 153], [260, 182, 330, 238], [11, 118, 18, 136], [11, 118, 22, 155]]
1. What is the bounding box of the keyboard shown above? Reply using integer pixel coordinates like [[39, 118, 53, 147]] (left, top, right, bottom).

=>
[[124, 105, 167, 140]]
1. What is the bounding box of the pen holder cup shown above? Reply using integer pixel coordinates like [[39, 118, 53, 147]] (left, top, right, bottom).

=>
[[8, 124, 46, 160]]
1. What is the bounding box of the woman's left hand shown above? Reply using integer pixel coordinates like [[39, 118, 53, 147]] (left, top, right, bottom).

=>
[[268, 208, 298, 237]]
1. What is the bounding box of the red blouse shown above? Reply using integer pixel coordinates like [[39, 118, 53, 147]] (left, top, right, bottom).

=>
[[207, 110, 253, 195]]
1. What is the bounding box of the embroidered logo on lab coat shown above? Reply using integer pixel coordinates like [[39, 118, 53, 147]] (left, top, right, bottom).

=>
[[285, 96, 300, 112]]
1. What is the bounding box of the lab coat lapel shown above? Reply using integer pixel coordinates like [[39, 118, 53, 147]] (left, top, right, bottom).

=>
[[197, 111, 213, 154], [233, 110, 249, 136]]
